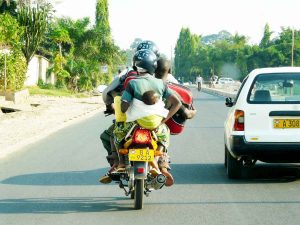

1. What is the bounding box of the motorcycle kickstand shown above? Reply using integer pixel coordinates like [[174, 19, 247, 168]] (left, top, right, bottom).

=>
[[119, 182, 130, 196]]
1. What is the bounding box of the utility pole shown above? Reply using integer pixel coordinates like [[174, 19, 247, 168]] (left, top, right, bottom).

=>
[[0, 45, 11, 96], [170, 45, 173, 73], [291, 28, 295, 67]]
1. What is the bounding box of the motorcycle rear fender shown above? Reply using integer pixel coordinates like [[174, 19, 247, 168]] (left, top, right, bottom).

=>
[[133, 162, 148, 179]]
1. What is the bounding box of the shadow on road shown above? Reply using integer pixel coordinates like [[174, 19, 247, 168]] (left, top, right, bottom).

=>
[[0, 197, 133, 214], [2, 163, 300, 186], [1, 168, 109, 186], [1, 196, 300, 214], [172, 163, 300, 184]]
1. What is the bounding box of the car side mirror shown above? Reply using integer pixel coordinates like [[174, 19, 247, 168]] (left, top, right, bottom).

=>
[[225, 97, 234, 107]]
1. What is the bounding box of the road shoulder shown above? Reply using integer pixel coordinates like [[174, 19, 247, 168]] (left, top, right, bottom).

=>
[[0, 95, 104, 159]]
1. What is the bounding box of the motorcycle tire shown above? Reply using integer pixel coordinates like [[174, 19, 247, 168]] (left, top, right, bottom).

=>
[[134, 179, 144, 210], [197, 84, 201, 91]]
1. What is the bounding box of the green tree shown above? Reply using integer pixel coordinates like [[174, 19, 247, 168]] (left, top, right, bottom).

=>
[[259, 23, 272, 49], [96, 0, 110, 37], [174, 27, 200, 82], [36, 1, 125, 91], [95, 0, 121, 83], [274, 28, 300, 66], [0, 0, 17, 17], [51, 25, 73, 57], [17, 4, 50, 64]]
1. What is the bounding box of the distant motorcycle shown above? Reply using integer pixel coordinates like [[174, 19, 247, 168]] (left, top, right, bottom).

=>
[[197, 82, 202, 91], [109, 124, 168, 210]]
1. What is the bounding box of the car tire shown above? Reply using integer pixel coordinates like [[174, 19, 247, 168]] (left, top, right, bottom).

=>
[[224, 146, 227, 168], [226, 147, 242, 179]]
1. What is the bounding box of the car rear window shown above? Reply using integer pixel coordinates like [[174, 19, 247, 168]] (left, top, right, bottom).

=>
[[247, 73, 300, 104]]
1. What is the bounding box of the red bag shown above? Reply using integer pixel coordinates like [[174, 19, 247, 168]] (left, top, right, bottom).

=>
[[123, 70, 138, 90], [167, 83, 193, 106], [165, 83, 193, 135]]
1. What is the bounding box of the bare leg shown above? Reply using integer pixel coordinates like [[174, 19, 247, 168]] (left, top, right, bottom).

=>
[[161, 167, 174, 186], [157, 146, 174, 187], [110, 137, 119, 170]]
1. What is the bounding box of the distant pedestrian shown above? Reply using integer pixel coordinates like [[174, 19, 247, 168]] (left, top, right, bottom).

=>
[[196, 75, 203, 91]]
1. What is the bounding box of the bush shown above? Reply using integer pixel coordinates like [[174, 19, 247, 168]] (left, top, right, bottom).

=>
[[0, 51, 27, 91], [37, 78, 55, 89], [37, 78, 45, 87], [0, 13, 26, 91]]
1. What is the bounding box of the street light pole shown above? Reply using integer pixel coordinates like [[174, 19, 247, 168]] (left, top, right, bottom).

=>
[[0, 44, 11, 96], [4, 53, 7, 93]]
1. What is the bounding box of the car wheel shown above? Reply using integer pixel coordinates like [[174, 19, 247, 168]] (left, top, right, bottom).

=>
[[226, 147, 242, 179]]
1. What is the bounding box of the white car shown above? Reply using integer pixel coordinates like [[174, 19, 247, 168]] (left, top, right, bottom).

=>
[[218, 77, 235, 84], [224, 67, 300, 179]]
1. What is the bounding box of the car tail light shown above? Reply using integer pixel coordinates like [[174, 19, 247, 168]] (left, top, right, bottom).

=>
[[137, 167, 144, 173], [233, 110, 245, 131], [132, 128, 152, 145]]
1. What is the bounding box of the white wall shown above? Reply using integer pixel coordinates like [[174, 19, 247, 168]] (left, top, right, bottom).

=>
[[25, 55, 53, 86], [25, 56, 39, 86]]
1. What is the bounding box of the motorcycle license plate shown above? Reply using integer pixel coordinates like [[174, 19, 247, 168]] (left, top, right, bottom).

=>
[[129, 149, 154, 162], [273, 119, 300, 129]]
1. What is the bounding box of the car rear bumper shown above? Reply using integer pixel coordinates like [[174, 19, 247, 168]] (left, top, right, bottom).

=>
[[229, 135, 300, 163]]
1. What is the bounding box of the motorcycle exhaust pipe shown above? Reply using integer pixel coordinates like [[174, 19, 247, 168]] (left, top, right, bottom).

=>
[[152, 174, 166, 190]]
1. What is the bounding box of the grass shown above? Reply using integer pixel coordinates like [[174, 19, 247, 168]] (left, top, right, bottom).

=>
[[27, 86, 90, 98]]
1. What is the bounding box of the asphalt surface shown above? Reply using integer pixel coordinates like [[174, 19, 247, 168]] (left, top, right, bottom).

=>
[[1, 90, 300, 225]]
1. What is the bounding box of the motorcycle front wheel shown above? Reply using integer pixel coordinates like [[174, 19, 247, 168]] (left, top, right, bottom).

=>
[[197, 85, 201, 91], [134, 179, 144, 210], [130, 190, 134, 199]]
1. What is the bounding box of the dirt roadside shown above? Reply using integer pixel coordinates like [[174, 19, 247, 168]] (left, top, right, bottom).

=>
[[0, 95, 105, 159]]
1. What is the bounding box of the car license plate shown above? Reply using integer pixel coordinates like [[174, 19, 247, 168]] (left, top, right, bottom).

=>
[[273, 119, 300, 129], [128, 149, 154, 162]]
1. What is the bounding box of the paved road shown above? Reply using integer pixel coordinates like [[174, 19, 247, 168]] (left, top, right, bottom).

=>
[[1, 90, 300, 225]]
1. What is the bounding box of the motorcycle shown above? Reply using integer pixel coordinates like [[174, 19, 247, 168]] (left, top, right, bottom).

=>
[[109, 124, 167, 210]]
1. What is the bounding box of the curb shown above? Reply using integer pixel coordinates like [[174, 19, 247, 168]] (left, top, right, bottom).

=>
[[201, 87, 236, 98]]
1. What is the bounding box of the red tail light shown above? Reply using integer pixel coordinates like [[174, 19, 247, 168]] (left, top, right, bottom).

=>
[[233, 110, 244, 131], [132, 128, 152, 145], [137, 167, 144, 174]]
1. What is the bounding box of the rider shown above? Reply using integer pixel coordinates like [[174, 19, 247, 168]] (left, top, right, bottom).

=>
[[155, 58, 196, 120], [166, 68, 179, 84], [100, 40, 160, 169], [99, 43, 180, 185], [114, 49, 181, 186]]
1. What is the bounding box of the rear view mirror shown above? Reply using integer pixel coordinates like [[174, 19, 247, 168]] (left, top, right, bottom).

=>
[[225, 97, 234, 107]]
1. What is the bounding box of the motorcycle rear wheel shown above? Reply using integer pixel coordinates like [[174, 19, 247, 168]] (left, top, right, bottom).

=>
[[130, 190, 135, 199], [134, 179, 144, 210]]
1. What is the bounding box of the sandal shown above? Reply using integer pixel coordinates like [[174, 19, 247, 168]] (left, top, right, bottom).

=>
[[111, 167, 126, 174], [99, 165, 118, 184], [99, 172, 112, 184]]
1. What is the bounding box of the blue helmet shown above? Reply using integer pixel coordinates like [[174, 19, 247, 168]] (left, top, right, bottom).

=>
[[133, 49, 158, 75], [136, 40, 160, 57]]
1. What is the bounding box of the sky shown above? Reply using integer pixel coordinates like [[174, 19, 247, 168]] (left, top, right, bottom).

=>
[[54, 0, 300, 59]]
